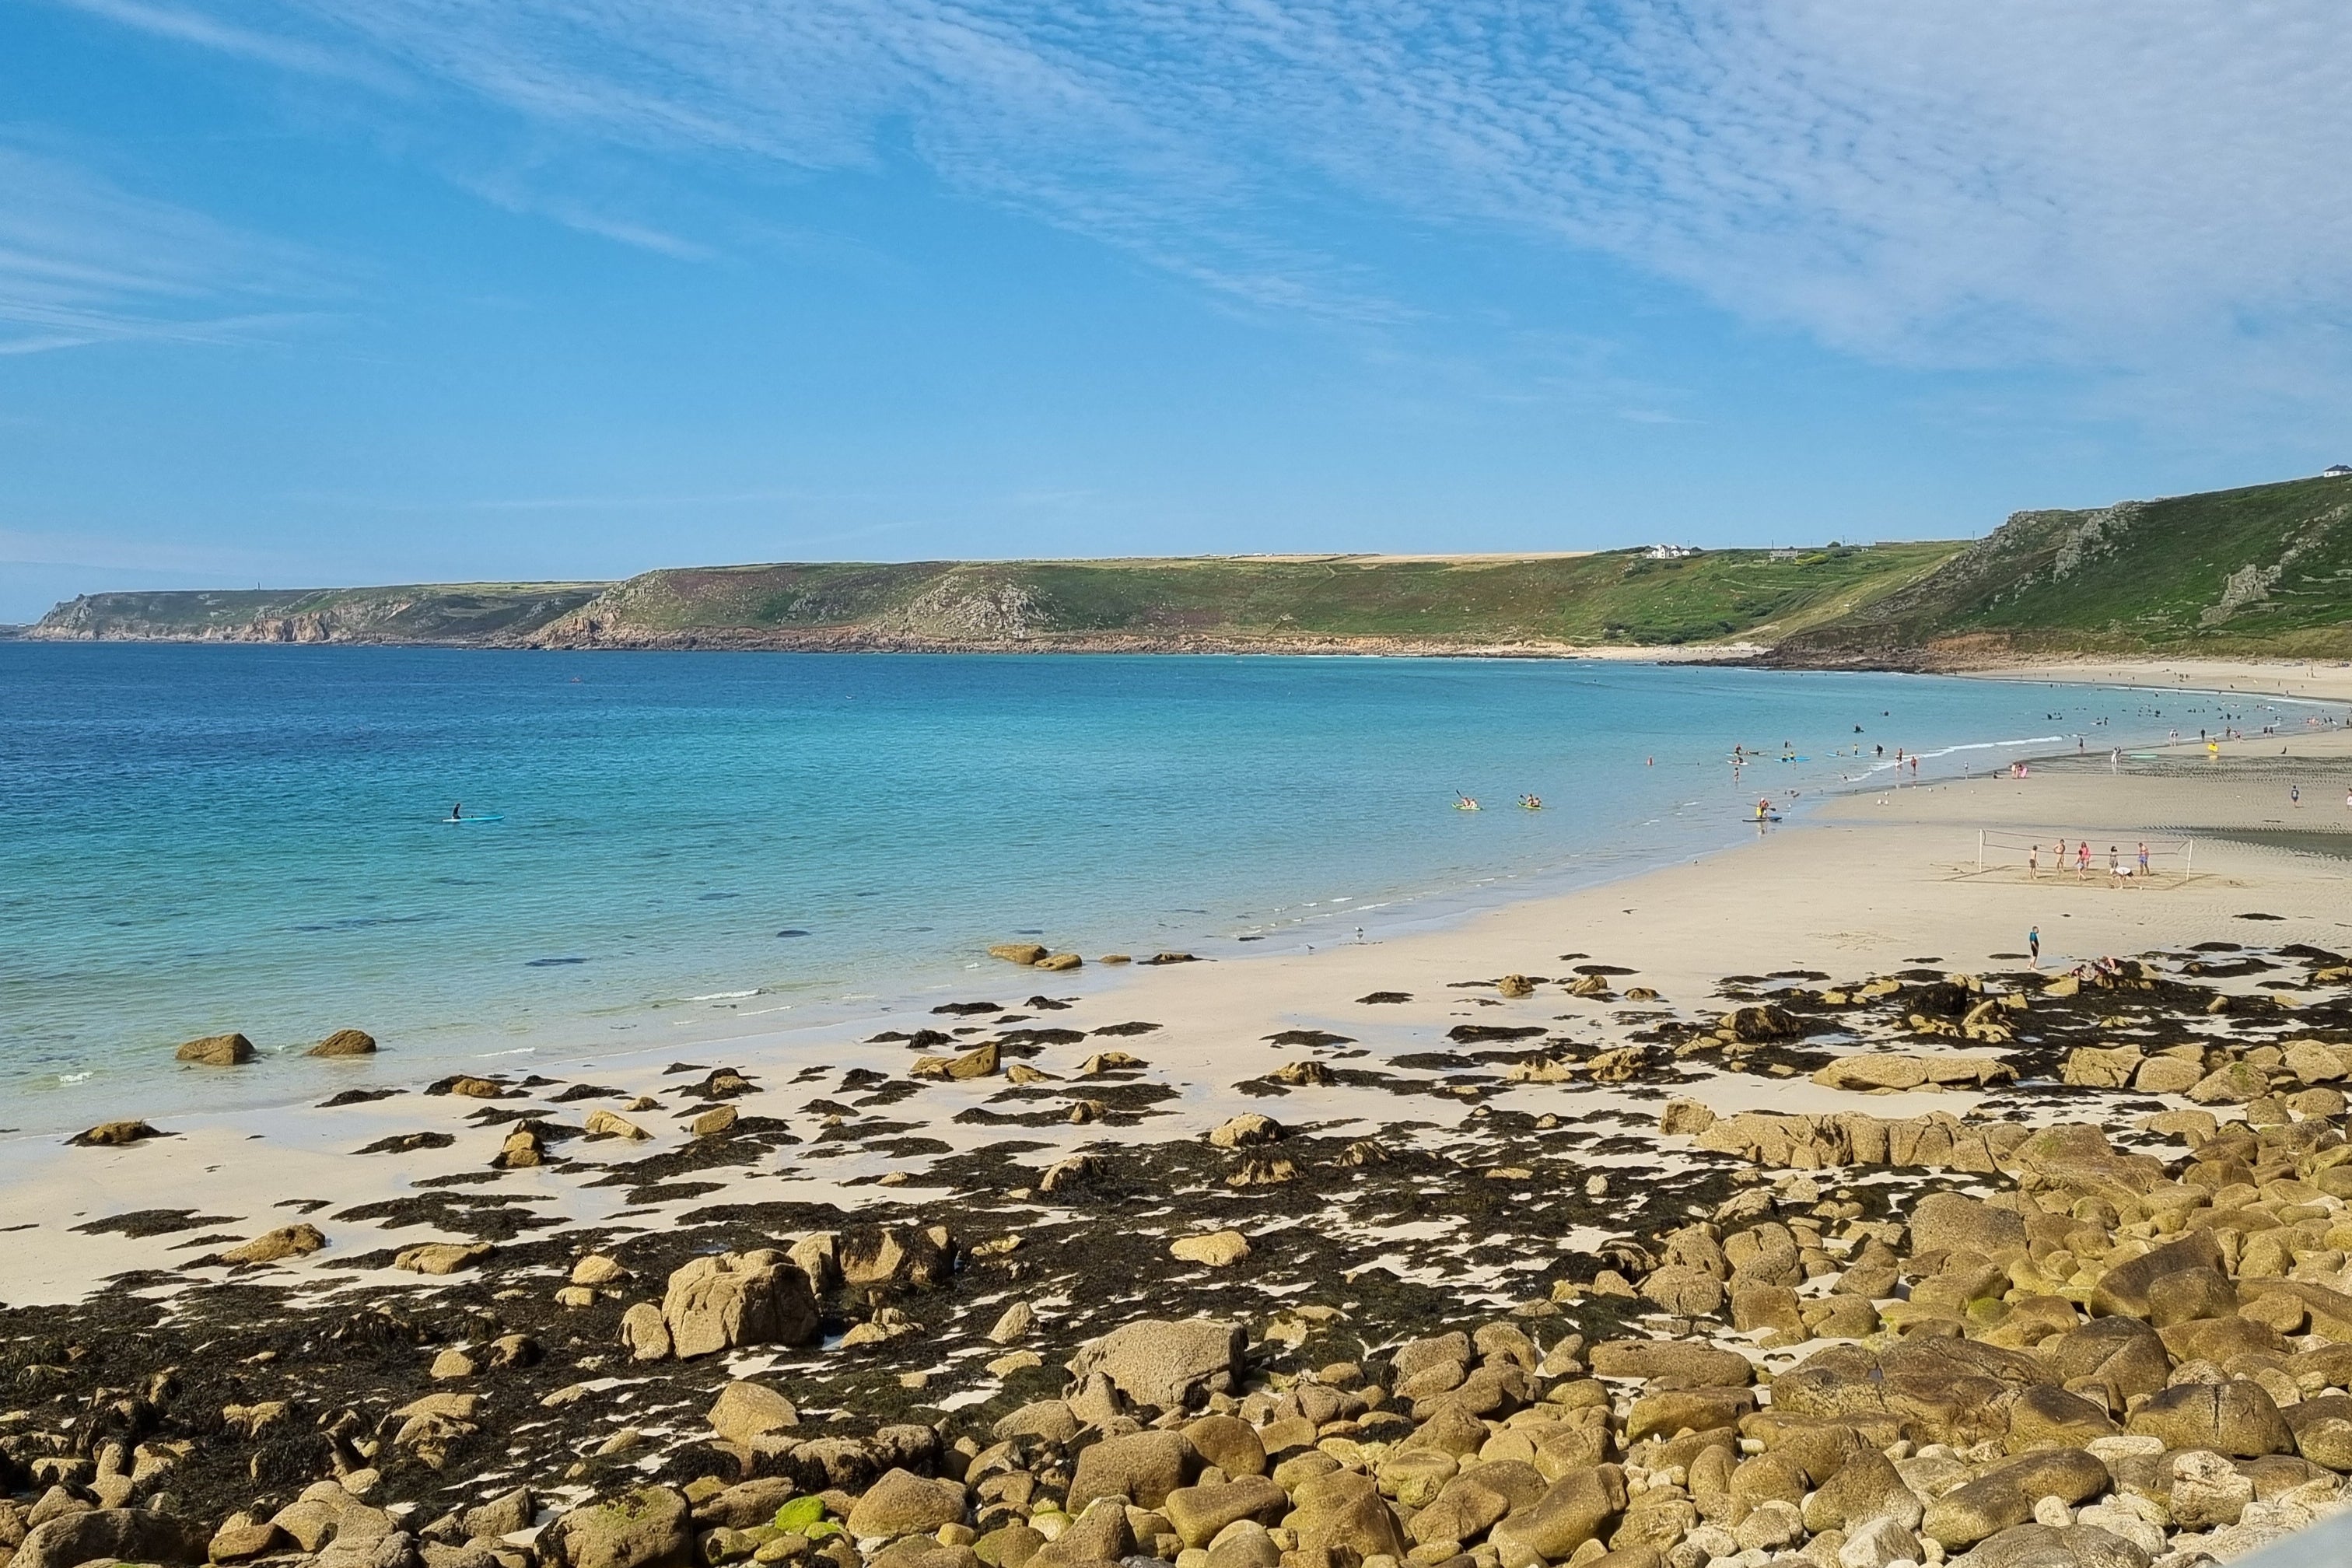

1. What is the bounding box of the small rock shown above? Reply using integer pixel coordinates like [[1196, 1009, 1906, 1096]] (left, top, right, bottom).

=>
[[429, 1349, 479, 1380], [709, 1380, 799, 1446], [176, 1031, 256, 1066], [68, 1118, 167, 1147], [219, 1223, 327, 1265], [394, 1242, 492, 1276], [584, 1109, 650, 1141], [987, 1301, 1035, 1344], [1170, 1231, 1251, 1267], [1207, 1114, 1282, 1150]]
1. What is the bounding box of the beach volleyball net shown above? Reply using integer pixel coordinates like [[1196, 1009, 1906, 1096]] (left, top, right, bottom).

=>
[[1972, 831, 2195, 878]]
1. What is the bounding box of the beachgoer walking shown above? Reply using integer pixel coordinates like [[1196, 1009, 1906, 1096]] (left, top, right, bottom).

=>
[[2028, 926, 2041, 969], [2077, 841, 2091, 876]]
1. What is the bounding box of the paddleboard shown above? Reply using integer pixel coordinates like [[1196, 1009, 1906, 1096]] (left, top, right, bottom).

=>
[[442, 814, 504, 824]]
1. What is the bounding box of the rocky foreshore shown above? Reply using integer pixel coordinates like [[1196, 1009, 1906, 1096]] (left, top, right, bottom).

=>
[[9, 938, 2352, 1568]]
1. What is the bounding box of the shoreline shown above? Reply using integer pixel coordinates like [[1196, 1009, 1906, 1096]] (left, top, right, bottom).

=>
[[8, 655, 2334, 1137]]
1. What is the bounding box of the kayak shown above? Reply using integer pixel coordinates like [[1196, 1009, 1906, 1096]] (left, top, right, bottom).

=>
[[442, 814, 504, 824]]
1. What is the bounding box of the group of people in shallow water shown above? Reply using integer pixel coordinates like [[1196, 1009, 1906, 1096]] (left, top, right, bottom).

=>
[[1453, 793, 1543, 811]]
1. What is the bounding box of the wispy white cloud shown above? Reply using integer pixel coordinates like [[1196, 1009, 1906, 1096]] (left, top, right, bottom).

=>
[[56, 2, 2352, 384], [0, 142, 326, 354]]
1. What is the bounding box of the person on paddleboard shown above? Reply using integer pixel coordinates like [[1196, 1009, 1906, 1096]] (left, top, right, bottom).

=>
[[448, 803, 464, 821]]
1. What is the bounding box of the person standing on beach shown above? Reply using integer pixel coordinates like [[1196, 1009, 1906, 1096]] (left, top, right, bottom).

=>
[[2139, 842, 2151, 876], [2108, 845, 2119, 878], [2029, 926, 2041, 969], [2291, 784, 2301, 808], [2028, 844, 2039, 878], [2077, 840, 2091, 876]]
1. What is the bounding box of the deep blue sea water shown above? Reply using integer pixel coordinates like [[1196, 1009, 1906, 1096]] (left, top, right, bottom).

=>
[[1, 645, 2156, 1125]]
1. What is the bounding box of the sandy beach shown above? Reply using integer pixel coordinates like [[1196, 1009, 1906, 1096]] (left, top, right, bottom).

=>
[[6, 670, 2352, 1568]]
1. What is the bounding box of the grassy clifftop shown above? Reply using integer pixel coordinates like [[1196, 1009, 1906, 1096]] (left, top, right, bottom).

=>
[[28, 544, 1958, 654], [523, 546, 1958, 651], [1773, 475, 2352, 667]]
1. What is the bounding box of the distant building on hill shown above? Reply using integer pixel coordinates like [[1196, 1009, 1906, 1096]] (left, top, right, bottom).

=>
[[2324, 464, 2352, 478], [1642, 544, 1701, 559]]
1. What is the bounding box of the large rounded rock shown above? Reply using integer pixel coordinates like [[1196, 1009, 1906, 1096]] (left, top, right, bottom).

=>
[[1161, 1478, 1288, 1549], [1587, 1340, 1752, 1388], [1800, 1447, 1922, 1534], [2286, 1393, 2352, 1472], [1922, 1451, 2109, 1549], [2144, 1266, 2236, 1328], [1953, 1521, 2153, 1568], [2005, 1384, 2118, 1453], [1284, 1470, 1407, 1561], [1182, 1415, 1267, 1479], [846, 1470, 965, 1541], [176, 1031, 255, 1066], [1066, 1430, 1195, 1512], [2088, 1232, 2225, 1321], [2124, 1381, 2292, 1458], [2045, 1317, 2170, 1407], [1489, 1465, 1626, 1568], [539, 1488, 692, 1568], [1910, 1193, 2028, 1261], [12, 1507, 207, 1568], [1065, 1318, 1244, 1411], [308, 1029, 377, 1057], [660, 1251, 819, 1357]]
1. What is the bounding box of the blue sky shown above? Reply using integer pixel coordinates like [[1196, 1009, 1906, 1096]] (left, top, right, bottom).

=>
[[4, 2, 2350, 621]]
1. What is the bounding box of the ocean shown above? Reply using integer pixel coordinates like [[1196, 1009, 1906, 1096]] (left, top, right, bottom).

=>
[[1, 643, 2160, 1128]]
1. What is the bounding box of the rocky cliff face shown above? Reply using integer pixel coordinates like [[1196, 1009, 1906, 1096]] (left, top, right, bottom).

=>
[[29, 586, 605, 645]]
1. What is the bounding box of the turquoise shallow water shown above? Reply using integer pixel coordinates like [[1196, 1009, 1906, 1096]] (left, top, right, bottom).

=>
[[1, 645, 2155, 1126]]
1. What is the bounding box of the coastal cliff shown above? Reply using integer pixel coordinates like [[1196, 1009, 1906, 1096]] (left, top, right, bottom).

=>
[[28, 474, 2352, 663], [27, 547, 1954, 656]]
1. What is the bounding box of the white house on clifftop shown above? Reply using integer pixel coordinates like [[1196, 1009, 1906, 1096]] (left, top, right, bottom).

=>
[[2324, 464, 2352, 478]]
